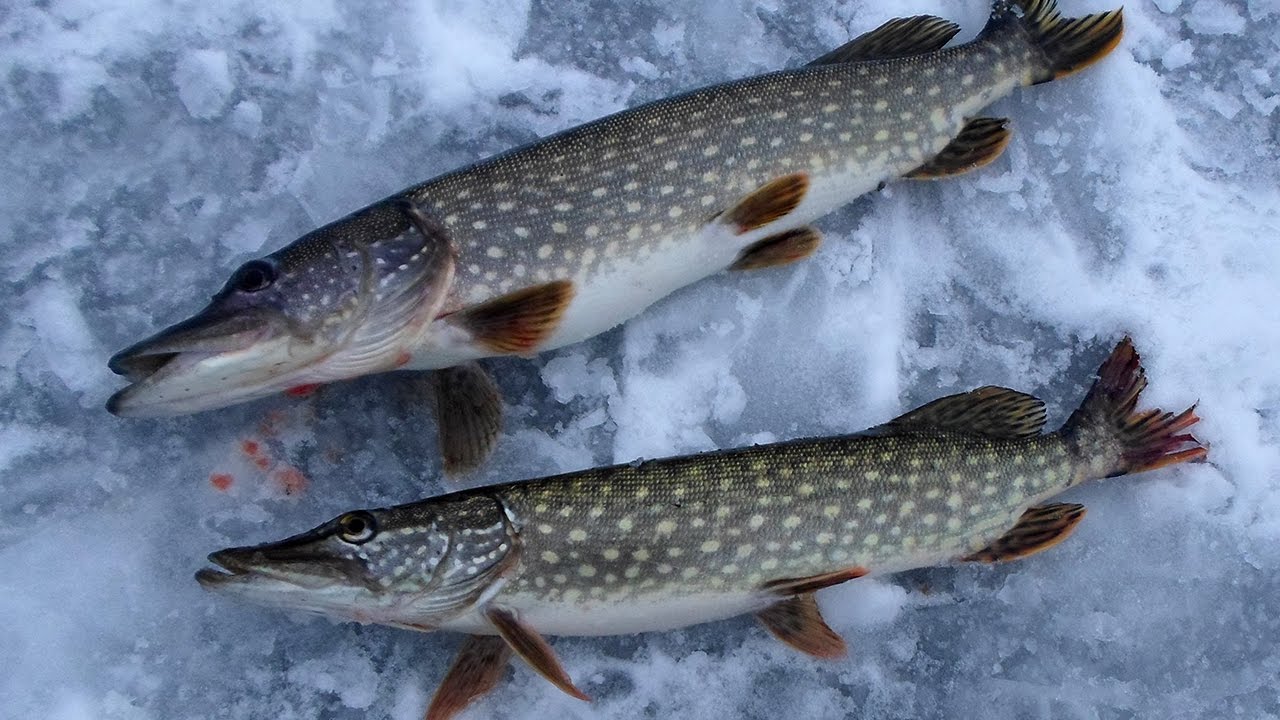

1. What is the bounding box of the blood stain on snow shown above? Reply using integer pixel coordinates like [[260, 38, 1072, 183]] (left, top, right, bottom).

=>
[[273, 466, 309, 496], [285, 383, 322, 398], [240, 438, 272, 470], [395, 350, 412, 367], [210, 473, 234, 492]]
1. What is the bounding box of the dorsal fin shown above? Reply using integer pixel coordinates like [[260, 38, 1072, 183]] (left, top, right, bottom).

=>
[[808, 15, 961, 66], [882, 386, 1047, 439]]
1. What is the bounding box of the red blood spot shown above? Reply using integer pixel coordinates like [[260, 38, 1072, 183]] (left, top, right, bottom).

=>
[[395, 351, 412, 368], [273, 466, 309, 496], [285, 383, 322, 398], [253, 455, 271, 470], [240, 440, 261, 457], [210, 473, 234, 492], [258, 410, 287, 437]]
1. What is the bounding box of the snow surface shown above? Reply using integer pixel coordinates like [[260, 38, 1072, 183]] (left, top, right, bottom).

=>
[[2, 0, 1278, 718]]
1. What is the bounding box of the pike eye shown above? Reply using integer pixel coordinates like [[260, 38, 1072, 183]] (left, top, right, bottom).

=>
[[232, 260, 276, 293], [337, 511, 377, 544]]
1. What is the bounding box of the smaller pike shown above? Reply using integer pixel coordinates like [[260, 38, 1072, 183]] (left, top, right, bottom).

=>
[[198, 339, 1205, 719], [108, 0, 1123, 473]]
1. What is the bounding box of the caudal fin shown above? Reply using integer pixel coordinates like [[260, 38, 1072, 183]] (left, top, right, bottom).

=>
[[1063, 338, 1206, 478], [991, 0, 1124, 85]]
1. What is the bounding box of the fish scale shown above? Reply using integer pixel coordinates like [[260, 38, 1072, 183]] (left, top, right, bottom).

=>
[[501, 434, 1068, 600]]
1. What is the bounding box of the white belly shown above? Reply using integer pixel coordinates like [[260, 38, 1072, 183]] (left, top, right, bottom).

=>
[[405, 163, 887, 371], [437, 589, 771, 637]]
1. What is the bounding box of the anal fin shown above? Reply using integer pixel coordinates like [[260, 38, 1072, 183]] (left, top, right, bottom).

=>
[[446, 280, 575, 356], [907, 117, 1011, 179], [485, 606, 590, 702], [426, 635, 512, 720], [730, 227, 822, 271], [756, 593, 847, 659], [724, 173, 809, 234], [808, 15, 960, 65], [434, 362, 503, 476], [963, 503, 1087, 563], [763, 565, 869, 596]]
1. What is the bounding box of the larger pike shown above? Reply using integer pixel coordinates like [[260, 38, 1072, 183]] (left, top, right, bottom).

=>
[[107, 1, 1124, 471], [198, 339, 1205, 719]]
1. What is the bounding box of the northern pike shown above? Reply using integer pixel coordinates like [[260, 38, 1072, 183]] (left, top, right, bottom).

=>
[[197, 338, 1204, 719], [108, 0, 1124, 472]]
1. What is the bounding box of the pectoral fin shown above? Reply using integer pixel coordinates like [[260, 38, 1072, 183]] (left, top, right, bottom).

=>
[[756, 593, 847, 659], [446, 281, 575, 356], [906, 117, 1011, 179], [763, 565, 869, 595], [434, 362, 503, 476], [426, 635, 513, 720], [730, 227, 822, 271], [962, 503, 1087, 563], [723, 173, 810, 234], [485, 606, 590, 702], [808, 15, 960, 65]]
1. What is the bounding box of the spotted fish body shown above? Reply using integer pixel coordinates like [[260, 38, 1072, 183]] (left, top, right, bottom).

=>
[[108, 1, 1123, 475], [199, 340, 1205, 718]]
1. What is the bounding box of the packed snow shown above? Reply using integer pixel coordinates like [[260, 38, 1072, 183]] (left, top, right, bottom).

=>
[[2, 0, 1278, 718]]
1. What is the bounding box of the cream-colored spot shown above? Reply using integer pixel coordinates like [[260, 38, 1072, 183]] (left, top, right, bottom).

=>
[[663, 160, 679, 170], [700, 539, 721, 553], [579, 565, 597, 577], [537, 244, 553, 259], [749, 514, 765, 529], [668, 206, 683, 218], [782, 515, 801, 529], [551, 221, 568, 234], [633, 548, 650, 561], [856, 498, 872, 511], [541, 551, 560, 563], [472, 220, 488, 230], [486, 246, 504, 259], [568, 528, 587, 542], [656, 520, 677, 535], [682, 567, 700, 579], [514, 226, 530, 238], [703, 145, 719, 157], [864, 533, 880, 547]]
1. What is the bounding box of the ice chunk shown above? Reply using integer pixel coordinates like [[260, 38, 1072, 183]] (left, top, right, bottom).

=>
[[175, 49, 234, 119]]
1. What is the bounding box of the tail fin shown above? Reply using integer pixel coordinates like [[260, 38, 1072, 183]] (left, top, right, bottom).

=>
[[990, 0, 1124, 85], [1063, 338, 1206, 478]]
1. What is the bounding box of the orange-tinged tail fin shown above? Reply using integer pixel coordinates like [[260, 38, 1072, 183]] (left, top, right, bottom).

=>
[[987, 0, 1125, 85], [1064, 338, 1207, 478]]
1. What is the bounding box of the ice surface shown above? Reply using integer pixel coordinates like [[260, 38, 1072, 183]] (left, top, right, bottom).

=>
[[2, 0, 1278, 718]]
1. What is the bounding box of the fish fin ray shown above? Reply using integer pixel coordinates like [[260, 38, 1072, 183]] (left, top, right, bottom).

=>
[[989, 1, 1125, 84], [486, 606, 591, 702], [434, 362, 503, 476], [730, 227, 822, 271], [906, 117, 1011, 179], [1063, 337, 1207, 476], [878, 386, 1047, 439], [723, 173, 810, 234], [963, 503, 1086, 562], [809, 15, 960, 65], [756, 593, 847, 659], [447, 280, 575, 356], [425, 635, 512, 720], [763, 565, 869, 595]]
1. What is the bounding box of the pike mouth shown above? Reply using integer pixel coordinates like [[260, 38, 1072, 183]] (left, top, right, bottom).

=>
[[108, 349, 180, 383], [195, 550, 255, 588]]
